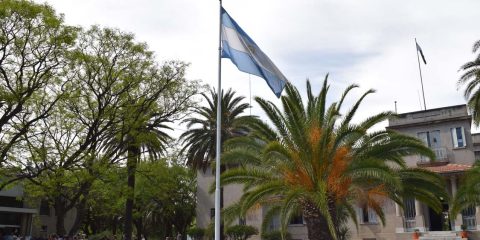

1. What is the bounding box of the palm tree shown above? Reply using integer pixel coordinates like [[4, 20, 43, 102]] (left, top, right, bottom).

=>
[[219, 77, 447, 240], [450, 161, 480, 216], [180, 88, 255, 169], [458, 39, 480, 124], [104, 100, 172, 240]]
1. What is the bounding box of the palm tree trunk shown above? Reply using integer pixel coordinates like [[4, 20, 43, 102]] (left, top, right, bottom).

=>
[[303, 201, 335, 240], [125, 147, 138, 240]]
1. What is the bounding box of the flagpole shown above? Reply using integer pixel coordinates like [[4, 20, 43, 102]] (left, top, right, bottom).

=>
[[415, 38, 427, 111], [214, 1, 223, 240], [249, 74, 252, 116]]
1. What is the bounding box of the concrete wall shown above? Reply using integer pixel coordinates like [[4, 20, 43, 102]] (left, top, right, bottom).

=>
[[0, 185, 76, 237], [347, 199, 399, 240], [32, 207, 77, 237], [196, 167, 308, 240], [196, 166, 264, 239], [390, 117, 475, 166], [0, 185, 24, 197], [196, 168, 215, 229]]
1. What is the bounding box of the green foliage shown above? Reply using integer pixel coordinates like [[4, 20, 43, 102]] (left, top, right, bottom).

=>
[[0, 0, 77, 178], [88, 231, 116, 240], [220, 78, 447, 240], [204, 222, 214, 239], [458, 39, 480, 124], [261, 231, 291, 240], [180, 88, 254, 169], [225, 225, 258, 240], [451, 161, 480, 216], [82, 161, 196, 239], [187, 227, 205, 240], [5, 6, 199, 236]]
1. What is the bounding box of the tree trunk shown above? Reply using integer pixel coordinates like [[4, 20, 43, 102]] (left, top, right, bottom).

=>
[[165, 223, 173, 239], [54, 196, 67, 236], [68, 198, 87, 236], [302, 201, 335, 240], [134, 218, 143, 240], [125, 147, 138, 240], [112, 216, 118, 235]]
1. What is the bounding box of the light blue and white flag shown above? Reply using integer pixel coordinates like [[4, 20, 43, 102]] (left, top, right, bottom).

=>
[[221, 7, 287, 98]]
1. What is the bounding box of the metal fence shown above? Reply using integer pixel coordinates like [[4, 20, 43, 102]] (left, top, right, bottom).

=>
[[462, 206, 477, 230]]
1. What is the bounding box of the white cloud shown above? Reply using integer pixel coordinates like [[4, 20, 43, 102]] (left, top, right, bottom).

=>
[[38, 0, 480, 132]]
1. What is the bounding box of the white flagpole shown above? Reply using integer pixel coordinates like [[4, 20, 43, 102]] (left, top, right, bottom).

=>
[[214, 1, 223, 240]]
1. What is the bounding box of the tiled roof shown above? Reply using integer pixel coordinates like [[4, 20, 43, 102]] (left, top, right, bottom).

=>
[[422, 163, 472, 173]]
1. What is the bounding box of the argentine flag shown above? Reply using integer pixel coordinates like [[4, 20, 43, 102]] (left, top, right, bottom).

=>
[[221, 7, 287, 98]]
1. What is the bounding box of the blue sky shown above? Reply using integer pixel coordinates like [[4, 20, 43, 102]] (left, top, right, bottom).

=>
[[37, 0, 480, 132]]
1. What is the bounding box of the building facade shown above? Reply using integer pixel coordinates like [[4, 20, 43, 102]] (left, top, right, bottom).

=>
[[196, 104, 480, 240], [0, 185, 76, 237], [0, 185, 36, 235]]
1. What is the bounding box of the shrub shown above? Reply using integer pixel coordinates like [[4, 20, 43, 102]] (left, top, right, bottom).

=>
[[205, 222, 214, 239], [225, 225, 258, 240], [261, 230, 291, 240], [187, 227, 206, 240], [88, 231, 114, 240]]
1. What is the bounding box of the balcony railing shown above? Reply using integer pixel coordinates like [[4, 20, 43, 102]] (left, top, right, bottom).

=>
[[404, 217, 416, 232], [418, 147, 449, 165]]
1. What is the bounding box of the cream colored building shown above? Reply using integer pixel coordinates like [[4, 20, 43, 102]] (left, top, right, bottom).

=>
[[0, 185, 76, 237], [196, 104, 480, 240], [0, 185, 36, 236]]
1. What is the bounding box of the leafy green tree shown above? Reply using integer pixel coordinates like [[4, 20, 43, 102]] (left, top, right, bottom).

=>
[[0, 0, 77, 186], [180, 88, 254, 170], [18, 25, 159, 235], [21, 25, 198, 236], [78, 160, 196, 240], [102, 59, 197, 240], [220, 78, 447, 240], [187, 227, 205, 240], [88, 38, 197, 240], [458, 39, 480, 124], [135, 161, 196, 239]]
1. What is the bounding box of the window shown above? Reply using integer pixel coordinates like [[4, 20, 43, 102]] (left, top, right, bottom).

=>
[[417, 130, 441, 148], [289, 213, 304, 225], [451, 127, 466, 148], [462, 205, 476, 230], [210, 208, 215, 220], [268, 214, 280, 230], [403, 198, 416, 231], [403, 198, 416, 219], [39, 200, 50, 216], [357, 206, 378, 224], [0, 196, 23, 208]]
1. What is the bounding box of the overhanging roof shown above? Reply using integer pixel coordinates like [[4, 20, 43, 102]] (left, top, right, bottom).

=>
[[422, 163, 472, 174], [0, 206, 37, 214]]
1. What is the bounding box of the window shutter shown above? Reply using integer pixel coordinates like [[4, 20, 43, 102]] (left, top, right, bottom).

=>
[[368, 208, 378, 223], [451, 128, 458, 148], [356, 207, 364, 224]]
